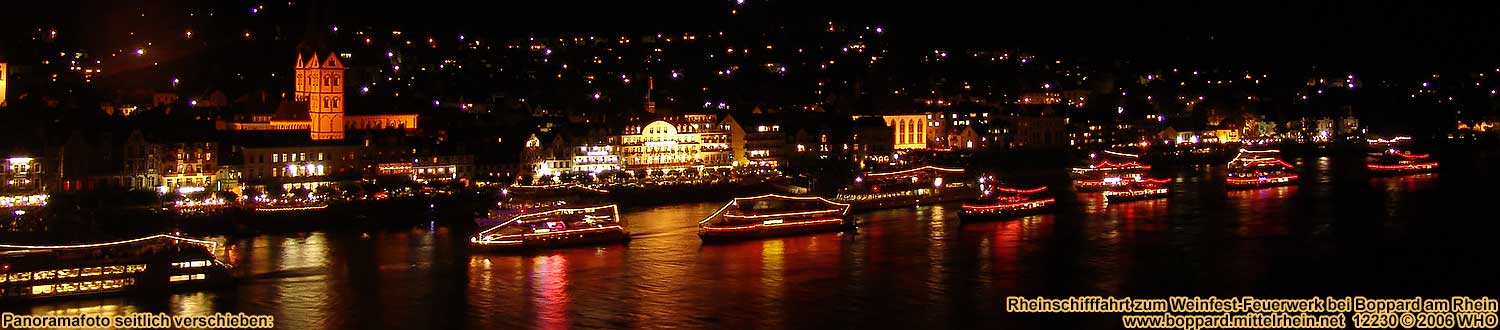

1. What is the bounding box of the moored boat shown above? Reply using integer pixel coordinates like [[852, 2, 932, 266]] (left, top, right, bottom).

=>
[[470, 204, 629, 251], [833, 166, 977, 211], [959, 186, 1055, 222], [0, 234, 232, 303], [699, 194, 854, 242]]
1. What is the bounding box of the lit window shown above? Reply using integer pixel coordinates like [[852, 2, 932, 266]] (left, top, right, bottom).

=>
[[31, 284, 55, 295]]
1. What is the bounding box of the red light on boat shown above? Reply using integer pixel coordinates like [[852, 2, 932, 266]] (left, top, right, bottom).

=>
[[993, 186, 1047, 194]]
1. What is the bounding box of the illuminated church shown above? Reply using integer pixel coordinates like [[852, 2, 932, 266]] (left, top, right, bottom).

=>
[[218, 50, 417, 139], [219, 46, 434, 190], [296, 52, 348, 140]]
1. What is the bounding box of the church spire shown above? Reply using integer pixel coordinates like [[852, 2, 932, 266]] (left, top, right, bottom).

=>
[[645, 76, 656, 114]]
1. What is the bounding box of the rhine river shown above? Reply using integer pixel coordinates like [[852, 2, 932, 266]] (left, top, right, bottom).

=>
[[9, 154, 1499, 329]]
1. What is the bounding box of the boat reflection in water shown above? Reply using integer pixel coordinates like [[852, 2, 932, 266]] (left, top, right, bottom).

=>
[[959, 185, 1055, 222], [469, 204, 630, 251], [699, 194, 854, 242], [1226, 149, 1299, 190], [0, 234, 232, 303]]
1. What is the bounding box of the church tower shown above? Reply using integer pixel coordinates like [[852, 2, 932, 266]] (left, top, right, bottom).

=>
[[644, 76, 656, 114], [296, 52, 345, 140]]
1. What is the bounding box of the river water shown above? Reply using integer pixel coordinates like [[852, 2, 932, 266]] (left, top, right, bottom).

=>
[[10, 155, 1499, 329]]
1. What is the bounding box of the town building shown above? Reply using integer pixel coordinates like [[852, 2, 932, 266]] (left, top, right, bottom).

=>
[[517, 131, 620, 180], [723, 114, 786, 168], [851, 116, 895, 163], [1004, 107, 1067, 148], [159, 141, 218, 193], [2, 156, 43, 198], [854, 114, 927, 150]]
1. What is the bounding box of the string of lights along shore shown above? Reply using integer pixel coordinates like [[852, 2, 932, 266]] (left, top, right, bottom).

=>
[[0, 1, 1497, 330]]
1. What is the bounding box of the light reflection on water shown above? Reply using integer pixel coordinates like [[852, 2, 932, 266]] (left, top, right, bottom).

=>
[[6, 165, 1495, 329]]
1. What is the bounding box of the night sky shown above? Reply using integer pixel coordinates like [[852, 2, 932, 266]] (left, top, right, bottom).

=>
[[5, 1, 1498, 74]]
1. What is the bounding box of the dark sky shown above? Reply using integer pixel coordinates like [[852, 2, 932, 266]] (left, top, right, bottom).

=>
[[332, 0, 1500, 72], [7, 0, 1500, 73]]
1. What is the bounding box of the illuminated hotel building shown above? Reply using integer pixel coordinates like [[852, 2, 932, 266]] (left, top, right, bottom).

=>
[[854, 114, 928, 150], [572, 144, 620, 174], [612, 114, 732, 174]]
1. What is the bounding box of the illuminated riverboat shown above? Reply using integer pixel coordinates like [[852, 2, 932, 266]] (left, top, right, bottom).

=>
[[475, 183, 612, 228], [1102, 178, 1171, 203], [1072, 151, 1151, 192], [0, 234, 231, 302], [699, 194, 854, 242], [470, 204, 629, 251], [1225, 149, 1299, 190], [833, 166, 977, 211], [1366, 149, 1438, 175], [1364, 137, 1438, 176], [959, 186, 1055, 222]]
